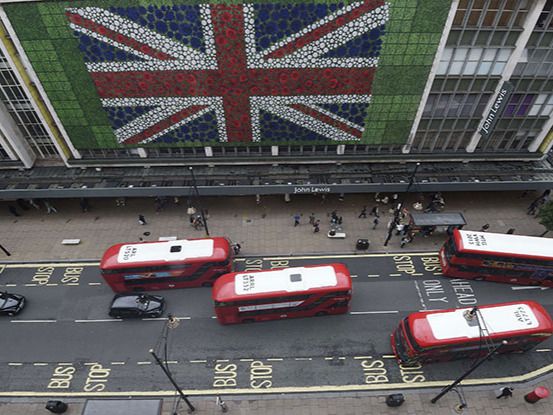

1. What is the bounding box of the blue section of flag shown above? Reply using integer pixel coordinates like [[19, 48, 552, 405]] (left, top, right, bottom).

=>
[[77, 33, 145, 63], [253, 2, 346, 52], [259, 110, 328, 142], [157, 110, 219, 144], [105, 5, 206, 53], [316, 103, 370, 126], [322, 26, 385, 58], [105, 106, 157, 129]]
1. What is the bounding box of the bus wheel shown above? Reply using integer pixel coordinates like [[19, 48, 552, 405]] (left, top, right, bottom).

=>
[[201, 282, 213, 287], [242, 318, 255, 324], [315, 311, 328, 317]]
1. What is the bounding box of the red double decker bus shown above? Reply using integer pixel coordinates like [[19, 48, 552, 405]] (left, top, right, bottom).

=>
[[391, 301, 553, 364], [212, 263, 352, 324], [439, 229, 553, 286], [100, 237, 233, 292]]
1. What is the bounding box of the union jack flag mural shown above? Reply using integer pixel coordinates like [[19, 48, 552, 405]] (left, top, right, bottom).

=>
[[65, 1, 389, 145]]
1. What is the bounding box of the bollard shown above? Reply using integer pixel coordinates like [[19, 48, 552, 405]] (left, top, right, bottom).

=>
[[524, 386, 550, 404], [385, 393, 405, 407], [45, 400, 68, 414]]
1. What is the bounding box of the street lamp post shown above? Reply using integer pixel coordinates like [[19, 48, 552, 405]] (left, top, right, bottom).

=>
[[150, 348, 195, 413], [383, 162, 420, 247], [188, 166, 210, 236], [430, 340, 508, 404]]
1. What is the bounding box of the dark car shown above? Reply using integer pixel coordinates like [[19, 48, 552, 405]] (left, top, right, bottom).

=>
[[0, 291, 26, 316], [108, 293, 165, 319]]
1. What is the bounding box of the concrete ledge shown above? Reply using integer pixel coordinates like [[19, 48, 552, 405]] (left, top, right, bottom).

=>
[[158, 236, 178, 241], [61, 239, 81, 245]]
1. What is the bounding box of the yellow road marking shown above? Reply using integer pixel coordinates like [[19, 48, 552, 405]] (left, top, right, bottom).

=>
[[262, 252, 439, 261], [4, 262, 100, 268]]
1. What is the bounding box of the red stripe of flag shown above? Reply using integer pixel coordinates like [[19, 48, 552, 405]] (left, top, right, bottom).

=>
[[267, 0, 385, 59], [290, 104, 363, 138], [66, 11, 174, 61], [123, 105, 208, 144]]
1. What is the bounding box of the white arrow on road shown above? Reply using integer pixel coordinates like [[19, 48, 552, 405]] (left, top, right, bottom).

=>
[[511, 286, 550, 291]]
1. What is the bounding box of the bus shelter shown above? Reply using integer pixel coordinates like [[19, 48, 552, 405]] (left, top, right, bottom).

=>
[[408, 212, 466, 237]]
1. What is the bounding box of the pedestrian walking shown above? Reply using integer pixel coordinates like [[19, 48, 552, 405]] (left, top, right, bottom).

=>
[[138, 214, 147, 225], [358, 206, 367, 219], [496, 386, 513, 399], [370, 206, 379, 217], [28, 199, 40, 210], [79, 198, 89, 213], [313, 219, 320, 233], [44, 200, 57, 214], [293, 213, 301, 227], [395, 223, 405, 236], [309, 213, 316, 225], [330, 210, 338, 223], [8, 205, 20, 217], [372, 217, 379, 229], [232, 243, 241, 255], [480, 224, 490, 232], [400, 235, 412, 248]]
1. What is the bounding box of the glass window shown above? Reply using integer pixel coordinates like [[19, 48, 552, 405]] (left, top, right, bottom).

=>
[[464, 61, 478, 75], [450, 61, 464, 75], [455, 48, 469, 60], [468, 48, 483, 61], [477, 61, 493, 75], [491, 61, 505, 75]]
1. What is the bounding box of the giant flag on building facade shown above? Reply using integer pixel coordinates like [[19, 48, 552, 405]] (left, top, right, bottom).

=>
[[65, 1, 389, 145]]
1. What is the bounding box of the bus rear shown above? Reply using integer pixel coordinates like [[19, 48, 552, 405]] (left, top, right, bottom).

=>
[[100, 237, 232, 292], [439, 229, 553, 286], [391, 301, 553, 364], [212, 263, 352, 324]]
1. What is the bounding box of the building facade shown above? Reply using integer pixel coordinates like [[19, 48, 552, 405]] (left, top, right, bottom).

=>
[[0, 0, 551, 170]]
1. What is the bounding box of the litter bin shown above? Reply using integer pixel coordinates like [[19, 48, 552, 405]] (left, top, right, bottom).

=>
[[45, 400, 68, 414], [356, 238, 369, 250], [385, 393, 405, 407], [524, 386, 550, 403]]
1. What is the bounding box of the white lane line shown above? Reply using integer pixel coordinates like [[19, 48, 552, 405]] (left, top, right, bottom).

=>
[[57, 363, 73, 366], [367, 274, 380, 278], [350, 311, 399, 315], [216, 359, 230, 363], [137, 361, 152, 365], [353, 356, 372, 360], [46, 283, 58, 286], [382, 355, 396, 359], [190, 360, 207, 363], [511, 286, 549, 291], [33, 363, 48, 366], [536, 349, 552, 352], [389, 273, 401, 277], [24, 284, 37, 287], [211, 316, 217, 319], [294, 358, 312, 361], [433, 272, 443, 276], [12, 319, 57, 323], [5, 284, 17, 287], [413, 280, 426, 310], [142, 316, 191, 321], [239, 359, 254, 362], [111, 362, 126, 365], [88, 283, 102, 286], [266, 358, 284, 362], [74, 319, 122, 323], [166, 361, 178, 364], [8, 363, 22, 366], [350, 274, 358, 278], [65, 283, 79, 286]]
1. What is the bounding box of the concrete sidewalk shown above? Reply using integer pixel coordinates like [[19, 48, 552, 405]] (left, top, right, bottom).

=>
[[0, 190, 547, 261], [0, 190, 552, 414]]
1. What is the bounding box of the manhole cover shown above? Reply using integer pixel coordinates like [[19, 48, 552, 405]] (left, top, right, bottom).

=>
[[143, 231, 151, 236]]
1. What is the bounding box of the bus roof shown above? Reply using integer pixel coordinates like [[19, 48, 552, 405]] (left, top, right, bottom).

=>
[[100, 237, 230, 269], [408, 301, 553, 349], [454, 230, 553, 260], [213, 264, 351, 301]]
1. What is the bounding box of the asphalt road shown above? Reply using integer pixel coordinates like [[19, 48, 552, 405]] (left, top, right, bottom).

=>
[[1, 253, 552, 396]]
